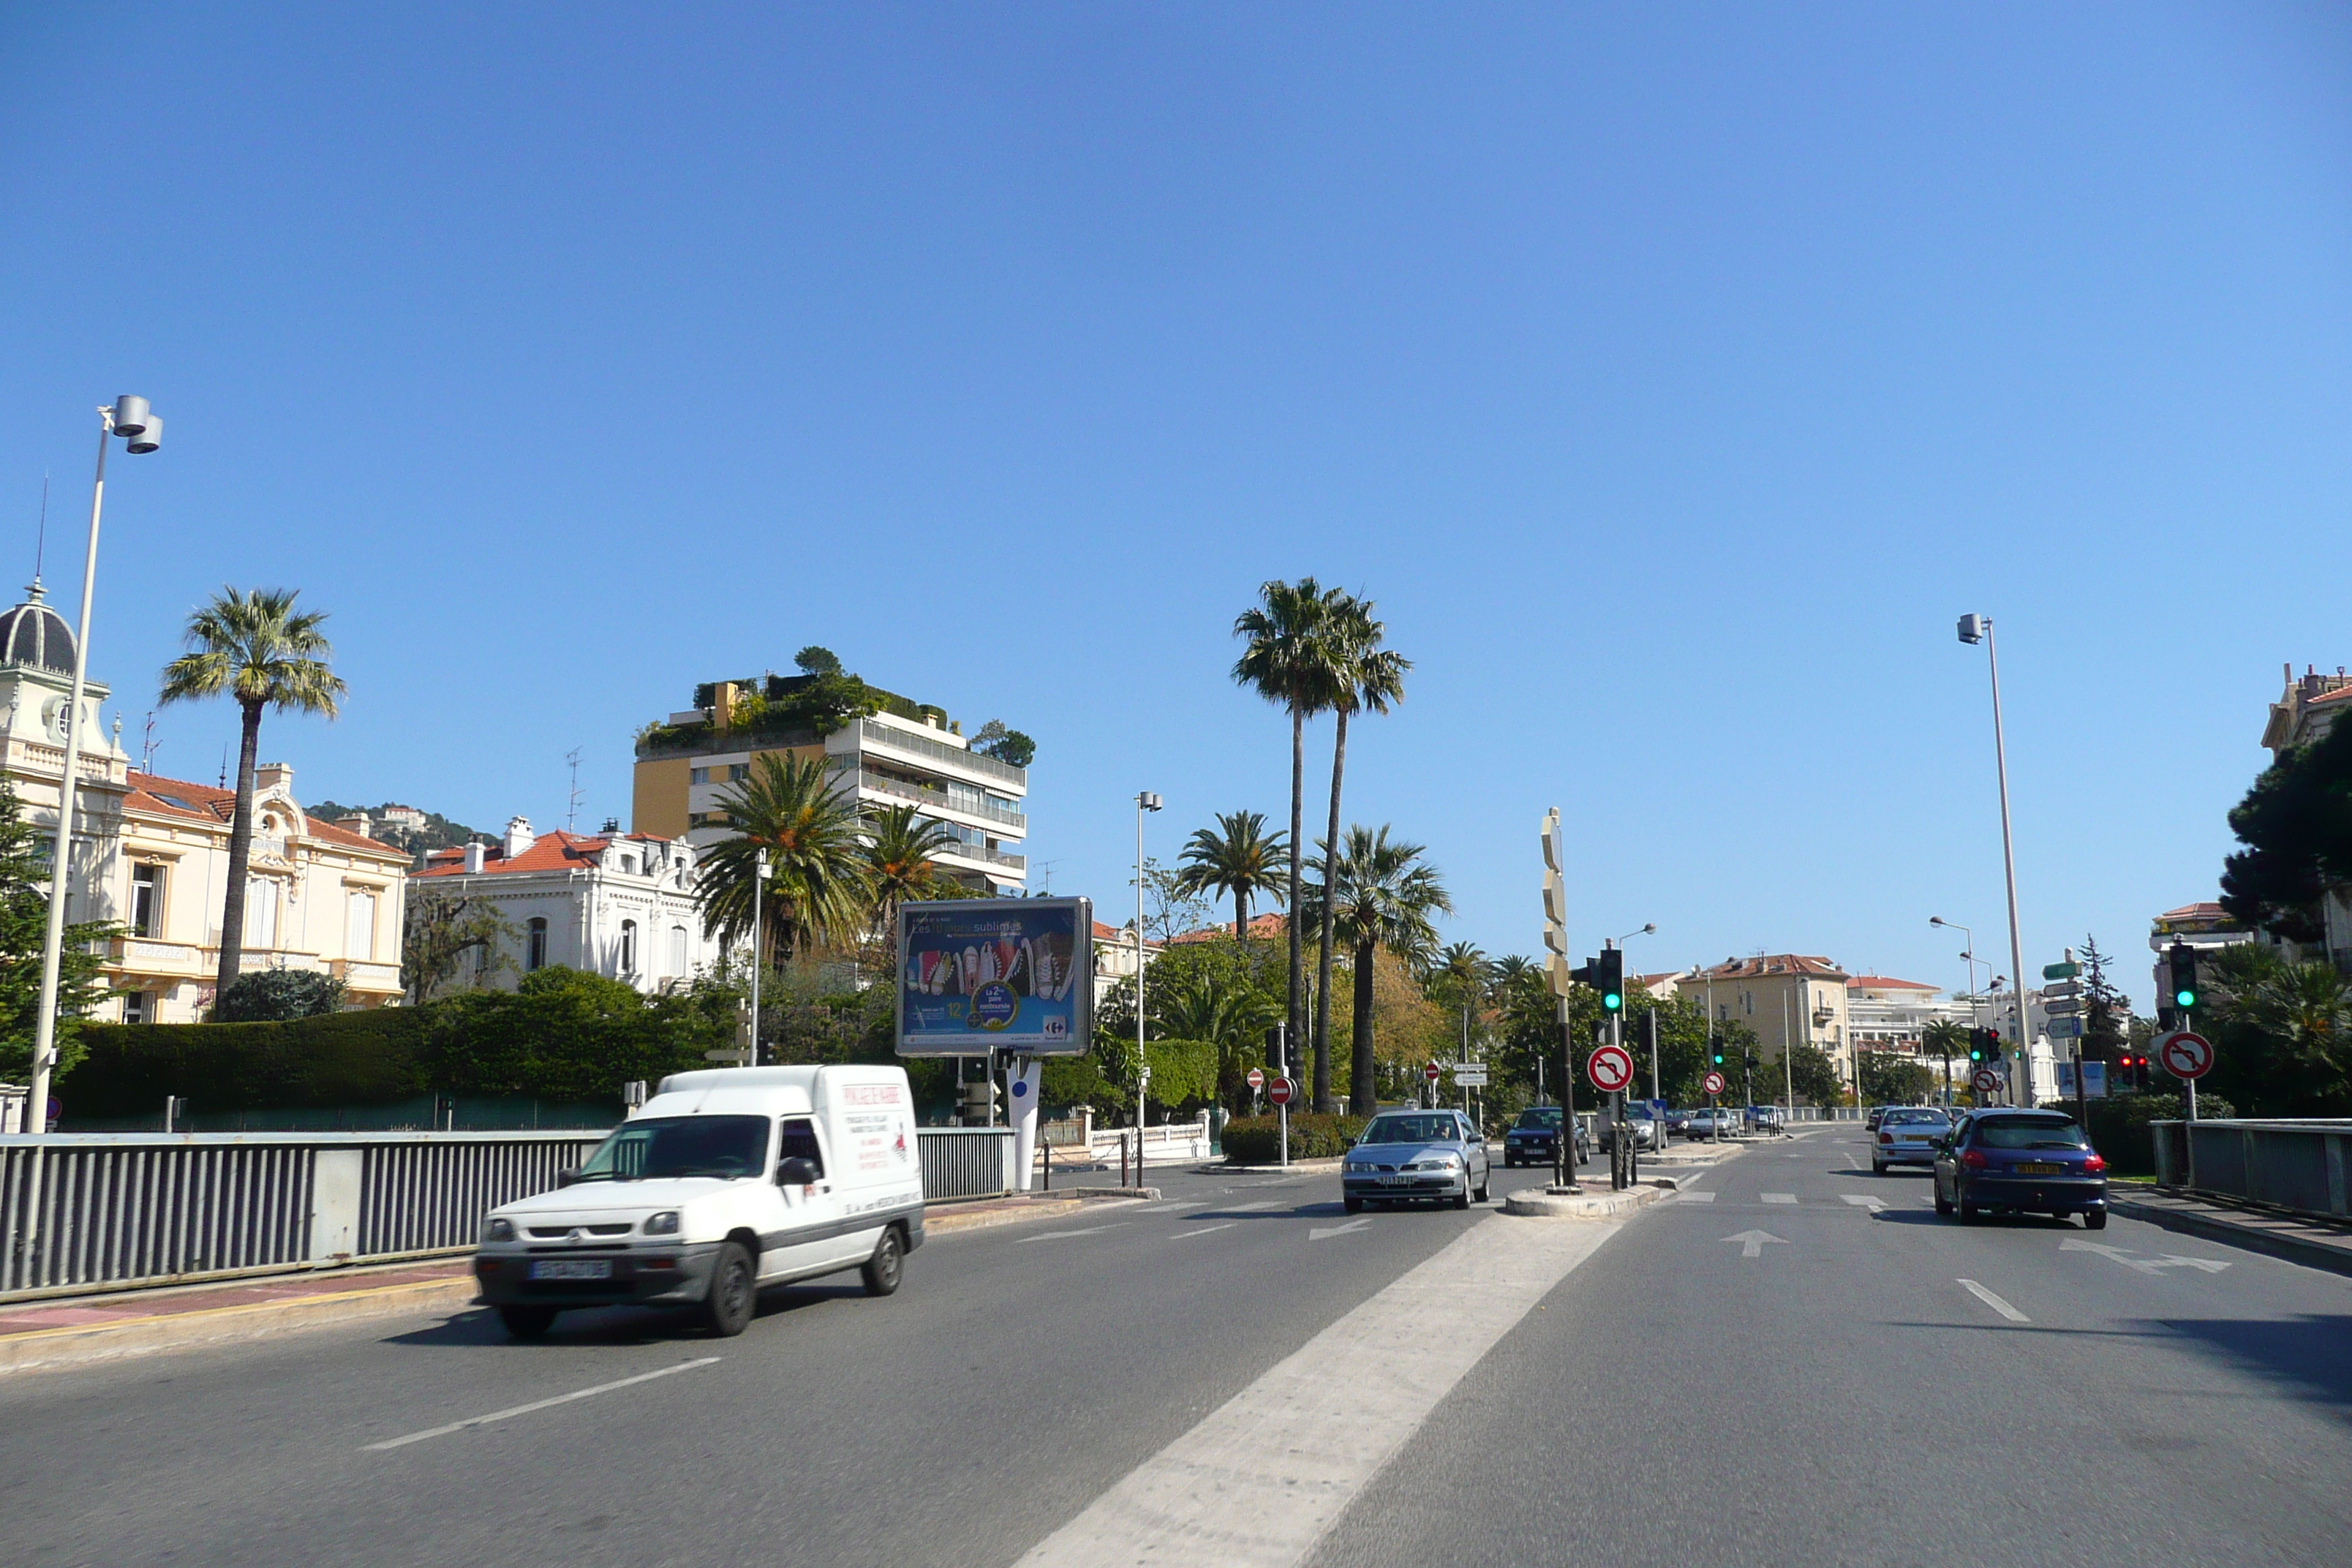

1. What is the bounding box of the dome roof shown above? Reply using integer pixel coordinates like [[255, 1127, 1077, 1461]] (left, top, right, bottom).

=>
[[0, 582, 77, 674]]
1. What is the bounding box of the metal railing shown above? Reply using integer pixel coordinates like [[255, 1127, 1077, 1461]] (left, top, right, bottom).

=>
[[853, 719, 1028, 788], [2150, 1118, 2352, 1218], [851, 769, 1027, 830], [3, 1126, 1015, 1302]]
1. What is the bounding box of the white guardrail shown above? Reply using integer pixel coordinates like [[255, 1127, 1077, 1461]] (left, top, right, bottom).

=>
[[1, 1126, 1018, 1304]]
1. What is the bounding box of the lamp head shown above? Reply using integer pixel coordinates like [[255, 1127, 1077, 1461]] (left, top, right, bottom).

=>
[[1957, 613, 1986, 645], [124, 413, 161, 454], [110, 396, 151, 437], [1139, 791, 1162, 813]]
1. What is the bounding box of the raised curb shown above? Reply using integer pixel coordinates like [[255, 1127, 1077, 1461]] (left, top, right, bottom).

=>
[[925, 1198, 1086, 1234], [1212, 1158, 1345, 1175], [2107, 1194, 2352, 1279], [1502, 1183, 1672, 1219], [0, 1274, 480, 1378]]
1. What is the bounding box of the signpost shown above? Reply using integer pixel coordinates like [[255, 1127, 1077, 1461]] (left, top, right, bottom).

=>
[[1454, 1065, 1488, 1087], [2156, 1028, 2215, 1188], [1703, 1070, 1727, 1097], [1246, 1066, 1264, 1118], [1972, 1066, 2002, 1096], [1268, 1074, 1297, 1167], [1587, 1044, 1634, 1094], [1423, 1060, 1442, 1108], [1703, 1068, 1726, 1143]]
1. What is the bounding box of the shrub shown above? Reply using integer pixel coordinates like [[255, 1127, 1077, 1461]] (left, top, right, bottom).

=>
[[68, 1009, 429, 1117], [1221, 1112, 1365, 1163], [2051, 1093, 2236, 1176], [214, 968, 347, 1022]]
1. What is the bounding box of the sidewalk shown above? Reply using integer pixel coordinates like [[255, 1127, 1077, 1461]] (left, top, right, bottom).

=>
[[2107, 1183, 2352, 1278]]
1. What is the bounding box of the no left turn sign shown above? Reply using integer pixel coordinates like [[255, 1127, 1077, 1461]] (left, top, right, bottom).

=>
[[1703, 1071, 1727, 1098], [1972, 1067, 2002, 1094], [1587, 1044, 1635, 1094]]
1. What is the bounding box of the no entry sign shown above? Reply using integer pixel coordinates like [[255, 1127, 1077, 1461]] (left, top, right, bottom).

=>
[[1423, 1061, 1443, 1084], [1245, 1067, 1265, 1091], [1267, 1076, 1297, 1107], [1702, 1071, 1727, 1098], [1972, 1067, 2002, 1094], [1587, 1043, 1635, 1094], [2157, 1030, 2215, 1081]]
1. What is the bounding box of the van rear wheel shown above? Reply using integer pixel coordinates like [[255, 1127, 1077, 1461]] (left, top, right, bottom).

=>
[[497, 1305, 557, 1339], [862, 1226, 905, 1297], [703, 1242, 757, 1336]]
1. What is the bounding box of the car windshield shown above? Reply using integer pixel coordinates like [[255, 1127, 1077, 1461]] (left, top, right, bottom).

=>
[[574, 1115, 772, 1180], [1973, 1117, 2089, 1150], [1513, 1109, 1563, 1130], [1885, 1109, 1948, 1126], [1362, 1115, 1462, 1145]]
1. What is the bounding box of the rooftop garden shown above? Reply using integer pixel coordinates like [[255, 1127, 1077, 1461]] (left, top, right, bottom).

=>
[[636, 647, 1034, 768]]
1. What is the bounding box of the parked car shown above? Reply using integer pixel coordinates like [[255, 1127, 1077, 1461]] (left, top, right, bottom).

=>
[[1343, 1109, 1490, 1213], [1866, 1105, 1892, 1131], [473, 1064, 926, 1339], [1502, 1105, 1591, 1169], [1597, 1104, 1661, 1150], [1933, 1109, 2108, 1227], [1663, 1107, 1695, 1137], [1683, 1109, 1732, 1139], [1872, 1107, 1950, 1172], [1743, 1105, 1787, 1134]]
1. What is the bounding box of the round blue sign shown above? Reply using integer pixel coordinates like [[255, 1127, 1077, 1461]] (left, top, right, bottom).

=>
[[1011, 1078, 1030, 1098], [970, 981, 1019, 1031]]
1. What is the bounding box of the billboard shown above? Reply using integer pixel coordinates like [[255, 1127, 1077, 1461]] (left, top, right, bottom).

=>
[[896, 897, 1094, 1057]]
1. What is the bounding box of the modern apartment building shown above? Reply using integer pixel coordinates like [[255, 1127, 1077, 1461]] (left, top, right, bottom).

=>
[[632, 674, 1029, 896]]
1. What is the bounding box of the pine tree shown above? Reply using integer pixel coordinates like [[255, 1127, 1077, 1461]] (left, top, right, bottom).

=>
[[0, 778, 121, 1082]]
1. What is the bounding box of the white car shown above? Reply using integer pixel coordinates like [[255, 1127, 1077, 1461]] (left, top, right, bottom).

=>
[[1873, 1107, 1953, 1172], [472, 1065, 926, 1338]]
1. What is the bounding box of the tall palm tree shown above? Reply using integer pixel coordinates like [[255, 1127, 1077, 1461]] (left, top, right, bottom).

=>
[[1920, 1019, 1969, 1101], [1232, 578, 1350, 1088], [1175, 810, 1291, 941], [698, 753, 871, 965], [157, 587, 345, 1000], [862, 803, 957, 966], [1301, 825, 1452, 1113], [1310, 597, 1409, 1114]]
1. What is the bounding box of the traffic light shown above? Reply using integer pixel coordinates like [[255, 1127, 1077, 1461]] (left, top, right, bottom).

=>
[[1711, 1036, 1725, 1067], [1596, 949, 1624, 1013], [2167, 942, 2199, 1012], [960, 1077, 1000, 1125], [1967, 1026, 2002, 1063]]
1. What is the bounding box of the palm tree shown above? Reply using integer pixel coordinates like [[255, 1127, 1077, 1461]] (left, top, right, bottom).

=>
[[1175, 810, 1291, 941], [1232, 578, 1351, 1088], [1309, 596, 1409, 1115], [1152, 966, 1281, 1109], [862, 803, 957, 967], [157, 587, 345, 1000], [1301, 825, 1452, 1113], [698, 753, 871, 965], [1920, 1019, 1969, 1102]]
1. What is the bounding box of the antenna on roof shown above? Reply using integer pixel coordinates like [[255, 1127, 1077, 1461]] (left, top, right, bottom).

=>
[[32, 473, 48, 587], [219, 743, 228, 790], [140, 710, 158, 774], [565, 747, 584, 834]]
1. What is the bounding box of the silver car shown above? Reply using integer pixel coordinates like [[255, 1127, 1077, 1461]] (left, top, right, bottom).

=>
[[1342, 1110, 1491, 1213], [1873, 1107, 1952, 1172]]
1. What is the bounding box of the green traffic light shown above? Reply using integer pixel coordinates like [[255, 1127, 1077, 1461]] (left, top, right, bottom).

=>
[[1602, 992, 1622, 1011], [1969, 1049, 1982, 1062], [2174, 988, 2196, 1009], [1711, 1052, 1724, 1066]]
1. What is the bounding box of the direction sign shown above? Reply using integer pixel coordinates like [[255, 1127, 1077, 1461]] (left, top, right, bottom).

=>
[[2046, 1016, 2083, 1038], [2157, 1029, 2215, 1081], [1972, 1067, 2002, 1093], [1267, 1076, 1297, 1107], [1245, 1067, 1265, 1091], [1454, 1066, 1489, 1087], [1587, 1043, 1635, 1093], [1702, 1070, 1727, 1097], [2042, 961, 2081, 981], [1424, 1061, 1444, 1084]]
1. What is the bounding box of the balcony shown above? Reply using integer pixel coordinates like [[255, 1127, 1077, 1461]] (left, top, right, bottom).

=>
[[850, 769, 1025, 832], [332, 959, 403, 994], [851, 720, 1026, 790], [106, 937, 203, 977], [937, 841, 1028, 873]]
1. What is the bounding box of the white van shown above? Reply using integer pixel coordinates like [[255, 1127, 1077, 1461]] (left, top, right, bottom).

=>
[[472, 1064, 926, 1338]]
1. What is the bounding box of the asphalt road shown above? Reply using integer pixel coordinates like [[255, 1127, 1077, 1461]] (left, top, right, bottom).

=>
[[2, 1128, 2345, 1568]]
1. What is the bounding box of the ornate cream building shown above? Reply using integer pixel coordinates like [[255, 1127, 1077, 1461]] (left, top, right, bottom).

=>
[[0, 582, 410, 1021]]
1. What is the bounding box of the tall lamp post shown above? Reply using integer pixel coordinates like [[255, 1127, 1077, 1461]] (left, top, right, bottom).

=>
[[1929, 915, 1980, 1105], [1134, 791, 1161, 1188], [747, 849, 767, 1066], [28, 397, 162, 1136], [1614, 924, 1656, 1099], [1956, 614, 2030, 1100]]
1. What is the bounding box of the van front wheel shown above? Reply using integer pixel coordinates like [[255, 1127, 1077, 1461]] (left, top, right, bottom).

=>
[[703, 1243, 757, 1336], [862, 1227, 905, 1297]]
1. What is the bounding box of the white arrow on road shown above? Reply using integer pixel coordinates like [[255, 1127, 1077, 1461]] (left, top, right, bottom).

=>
[[1722, 1229, 1787, 1259], [2059, 1238, 2230, 1275], [1839, 1194, 1885, 1211], [2153, 1254, 2232, 1273], [1309, 1216, 1375, 1241]]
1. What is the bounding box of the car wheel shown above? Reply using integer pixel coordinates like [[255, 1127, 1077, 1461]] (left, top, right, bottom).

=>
[[861, 1226, 905, 1297], [1452, 1181, 1471, 1210], [702, 1241, 757, 1337], [1934, 1186, 1953, 1216], [1474, 1172, 1490, 1203], [2084, 1209, 2108, 1231], [1344, 1194, 1362, 1215], [497, 1305, 557, 1339], [1872, 1161, 1887, 1175]]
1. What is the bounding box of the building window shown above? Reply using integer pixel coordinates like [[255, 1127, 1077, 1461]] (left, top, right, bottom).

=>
[[130, 863, 162, 938], [245, 878, 279, 949], [621, 854, 638, 875], [527, 917, 548, 972], [620, 919, 638, 976], [690, 767, 709, 785], [670, 925, 689, 976], [346, 889, 377, 962], [122, 991, 153, 1025]]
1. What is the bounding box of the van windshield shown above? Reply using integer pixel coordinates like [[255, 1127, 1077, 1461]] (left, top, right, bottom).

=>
[[575, 1115, 772, 1181]]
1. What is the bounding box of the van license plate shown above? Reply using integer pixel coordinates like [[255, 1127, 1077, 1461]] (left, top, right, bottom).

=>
[[529, 1259, 612, 1281]]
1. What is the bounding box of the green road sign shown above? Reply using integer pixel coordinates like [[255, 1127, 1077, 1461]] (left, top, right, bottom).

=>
[[2042, 961, 2081, 981]]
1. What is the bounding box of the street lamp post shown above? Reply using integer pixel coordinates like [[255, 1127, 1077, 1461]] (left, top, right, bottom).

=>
[[1929, 916, 1980, 1106], [748, 849, 767, 1067], [1134, 791, 1161, 1188], [28, 398, 161, 1137], [1957, 614, 2031, 1101], [1614, 924, 1656, 1100]]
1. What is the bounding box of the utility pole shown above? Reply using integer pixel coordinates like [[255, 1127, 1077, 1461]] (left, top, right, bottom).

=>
[[1959, 615, 2032, 1092]]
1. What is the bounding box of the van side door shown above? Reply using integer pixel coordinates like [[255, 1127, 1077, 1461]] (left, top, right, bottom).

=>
[[761, 1115, 845, 1280]]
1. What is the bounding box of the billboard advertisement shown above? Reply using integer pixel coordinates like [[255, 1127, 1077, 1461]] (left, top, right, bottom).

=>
[[896, 897, 1094, 1057]]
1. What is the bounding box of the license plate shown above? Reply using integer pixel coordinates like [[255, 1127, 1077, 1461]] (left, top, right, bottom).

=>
[[2013, 1162, 2063, 1176], [1379, 1175, 1409, 1186], [529, 1259, 612, 1281]]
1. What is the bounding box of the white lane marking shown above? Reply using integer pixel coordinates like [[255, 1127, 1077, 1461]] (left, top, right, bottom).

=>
[[1170, 1224, 1236, 1240], [1015, 1224, 1131, 1244], [1153, 1201, 1213, 1213], [1918, 1196, 1936, 1206], [1958, 1278, 2029, 1322], [1760, 1193, 1798, 1205], [1840, 1194, 1885, 1210], [2059, 1239, 2232, 1275], [1721, 1229, 1786, 1259], [2155, 1254, 2232, 1273], [1674, 1191, 1717, 1203], [363, 1358, 720, 1452], [1307, 1216, 1374, 1242], [1017, 1213, 1618, 1568]]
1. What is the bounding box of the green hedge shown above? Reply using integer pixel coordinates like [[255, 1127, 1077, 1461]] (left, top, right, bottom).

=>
[[67, 1009, 431, 1118], [1221, 1112, 1365, 1163], [2048, 1093, 2234, 1177]]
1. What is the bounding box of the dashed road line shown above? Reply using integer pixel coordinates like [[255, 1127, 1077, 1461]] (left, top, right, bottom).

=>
[[1170, 1224, 1236, 1240], [1760, 1193, 1798, 1205], [1958, 1278, 2029, 1323], [363, 1358, 721, 1451], [1015, 1224, 1131, 1244]]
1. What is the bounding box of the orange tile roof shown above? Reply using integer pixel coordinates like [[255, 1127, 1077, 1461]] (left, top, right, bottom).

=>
[[124, 771, 395, 854], [1170, 911, 1288, 943], [1093, 919, 1162, 948], [1846, 976, 1937, 991], [416, 829, 671, 877], [2158, 901, 2228, 919], [1691, 954, 1849, 981]]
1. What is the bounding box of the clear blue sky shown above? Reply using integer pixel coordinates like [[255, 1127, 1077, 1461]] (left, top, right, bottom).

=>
[[5, 5, 2348, 1006]]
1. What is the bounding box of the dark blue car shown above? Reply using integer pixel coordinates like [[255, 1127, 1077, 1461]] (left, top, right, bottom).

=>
[[1934, 1109, 2108, 1228]]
